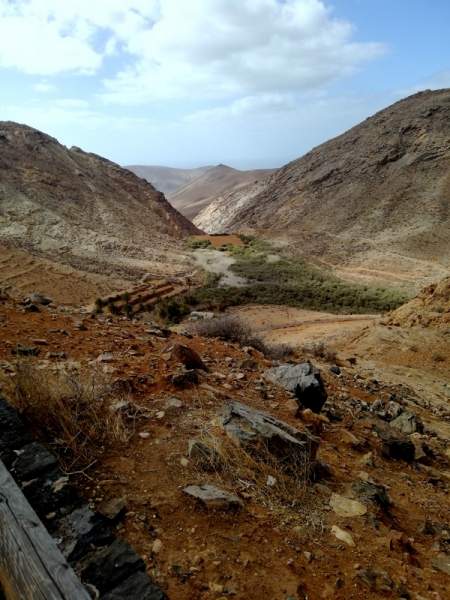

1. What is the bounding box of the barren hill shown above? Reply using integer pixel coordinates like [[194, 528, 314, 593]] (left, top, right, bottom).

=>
[[169, 163, 275, 220], [0, 122, 198, 302], [125, 164, 212, 195], [195, 90, 450, 290]]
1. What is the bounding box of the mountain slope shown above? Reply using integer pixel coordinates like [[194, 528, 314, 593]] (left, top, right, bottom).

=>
[[169, 164, 275, 220], [0, 122, 198, 301], [195, 90, 450, 289], [125, 164, 212, 195]]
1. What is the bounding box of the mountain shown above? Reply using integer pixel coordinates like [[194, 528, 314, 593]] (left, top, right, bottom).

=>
[[125, 165, 213, 196], [168, 164, 275, 220], [195, 90, 450, 290], [0, 122, 198, 302]]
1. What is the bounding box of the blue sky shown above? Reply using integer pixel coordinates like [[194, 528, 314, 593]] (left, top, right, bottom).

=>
[[0, 0, 449, 169]]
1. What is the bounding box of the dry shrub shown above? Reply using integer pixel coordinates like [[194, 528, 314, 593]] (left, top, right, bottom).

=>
[[13, 362, 135, 469], [189, 425, 311, 512], [302, 340, 337, 363], [191, 315, 294, 359]]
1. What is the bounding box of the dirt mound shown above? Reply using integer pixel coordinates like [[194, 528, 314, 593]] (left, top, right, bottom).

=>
[[195, 89, 450, 290], [0, 122, 199, 302], [388, 276, 450, 328]]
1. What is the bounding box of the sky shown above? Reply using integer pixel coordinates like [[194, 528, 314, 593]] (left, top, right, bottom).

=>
[[0, 0, 449, 169]]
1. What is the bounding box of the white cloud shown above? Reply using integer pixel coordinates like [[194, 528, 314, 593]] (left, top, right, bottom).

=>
[[186, 93, 297, 122], [101, 0, 385, 104], [33, 81, 57, 93], [0, 0, 158, 75]]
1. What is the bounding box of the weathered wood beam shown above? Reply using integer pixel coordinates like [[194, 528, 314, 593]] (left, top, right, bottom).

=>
[[0, 460, 90, 600]]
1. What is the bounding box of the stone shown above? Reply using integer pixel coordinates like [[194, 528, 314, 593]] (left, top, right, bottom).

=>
[[169, 343, 208, 371], [431, 553, 450, 576], [221, 401, 319, 471], [376, 424, 415, 462], [98, 497, 127, 521], [82, 539, 145, 594], [11, 345, 40, 356], [57, 505, 114, 561], [357, 568, 394, 592], [102, 571, 167, 600], [152, 539, 162, 554], [266, 475, 277, 487], [12, 442, 58, 481], [330, 365, 341, 375], [391, 411, 423, 435], [24, 303, 40, 312], [163, 397, 183, 410], [139, 432, 150, 439], [331, 525, 355, 547], [170, 369, 199, 388], [265, 362, 327, 413], [97, 352, 114, 362], [183, 484, 243, 511], [188, 439, 222, 471], [26, 292, 52, 306], [329, 494, 367, 517], [352, 480, 391, 511], [32, 338, 48, 345], [0, 398, 32, 466], [189, 311, 215, 321]]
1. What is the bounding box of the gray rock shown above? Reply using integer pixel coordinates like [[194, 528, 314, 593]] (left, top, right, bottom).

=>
[[265, 362, 327, 413], [376, 424, 415, 462], [103, 571, 167, 600], [26, 292, 52, 306], [81, 539, 145, 594], [352, 480, 391, 511], [12, 442, 57, 480], [183, 484, 242, 510], [11, 345, 40, 357], [57, 505, 114, 561], [221, 401, 318, 471], [432, 554, 450, 576], [391, 411, 423, 435]]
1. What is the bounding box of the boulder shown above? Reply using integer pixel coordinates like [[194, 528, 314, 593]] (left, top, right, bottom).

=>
[[12, 442, 58, 481], [329, 493, 367, 517], [376, 424, 415, 462], [57, 505, 114, 561], [183, 484, 242, 511], [265, 362, 327, 413], [391, 411, 423, 435], [352, 480, 391, 511], [169, 343, 207, 371], [103, 571, 167, 600], [221, 401, 318, 471]]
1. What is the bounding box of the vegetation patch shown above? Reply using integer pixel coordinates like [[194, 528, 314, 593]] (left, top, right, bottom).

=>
[[185, 238, 409, 314]]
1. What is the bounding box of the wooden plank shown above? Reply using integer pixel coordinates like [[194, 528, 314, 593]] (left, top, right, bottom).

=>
[[0, 461, 90, 600]]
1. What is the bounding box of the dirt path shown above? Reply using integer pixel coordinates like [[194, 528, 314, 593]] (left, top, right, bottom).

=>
[[230, 304, 378, 346], [192, 248, 247, 287]]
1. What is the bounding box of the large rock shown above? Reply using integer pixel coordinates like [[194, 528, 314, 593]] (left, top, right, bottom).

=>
[[390, 411, 423, 435], [57, 505, 114, 561], [183, 484, 242, 511], [376, 424, 415, 462], [103, 571, 167, 600], [265, 363, 327, 413], [169, 343, 207, 371], [221, 401, 319, 471], [0, 398, 32, 467], [12, 442, 58, 481]]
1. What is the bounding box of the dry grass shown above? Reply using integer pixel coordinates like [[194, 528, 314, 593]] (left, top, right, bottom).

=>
[[188, 423, 312, 514], [302, 340, 337, 363], [12, 362, 137, 470], [190, 315, 294, 360]]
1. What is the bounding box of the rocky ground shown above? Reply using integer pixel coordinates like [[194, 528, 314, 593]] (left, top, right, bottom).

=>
[[0, 286, 449, 600]]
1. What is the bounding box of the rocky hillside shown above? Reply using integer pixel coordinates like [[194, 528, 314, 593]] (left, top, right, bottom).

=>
[[195, 90, 450, 290], [0, 122, 199, 300], [125, 164, 212, 196], [169, 164, 275, 220]]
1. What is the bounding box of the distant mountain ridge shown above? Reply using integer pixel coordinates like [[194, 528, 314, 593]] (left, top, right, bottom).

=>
[[126, 164, 213, 195], [194, 89, 450, 290], [168, 163, 275, 220]]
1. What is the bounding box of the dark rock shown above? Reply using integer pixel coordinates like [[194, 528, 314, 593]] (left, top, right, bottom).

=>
[[24, 303, 40, 313], [376, 424, 415, 462], [26, 292, 52, 306], [357, 568, 394, 593], [169, 343, 208, 371], [81, 539, 145, 594], [265, 362, 327, 413], [352, 480, 391, 511], [183, 484, 243, 511], [0, 398, 32, 467], [12, 442, 58, 480], [21, 472, 81, 525], [170, 369, 199, 388], [57, 505, 114, 561], [102, 571, 167, 600], [330, 365, 341, 375], [222, 401, 319, 471], [11, 344, 40, 356]]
